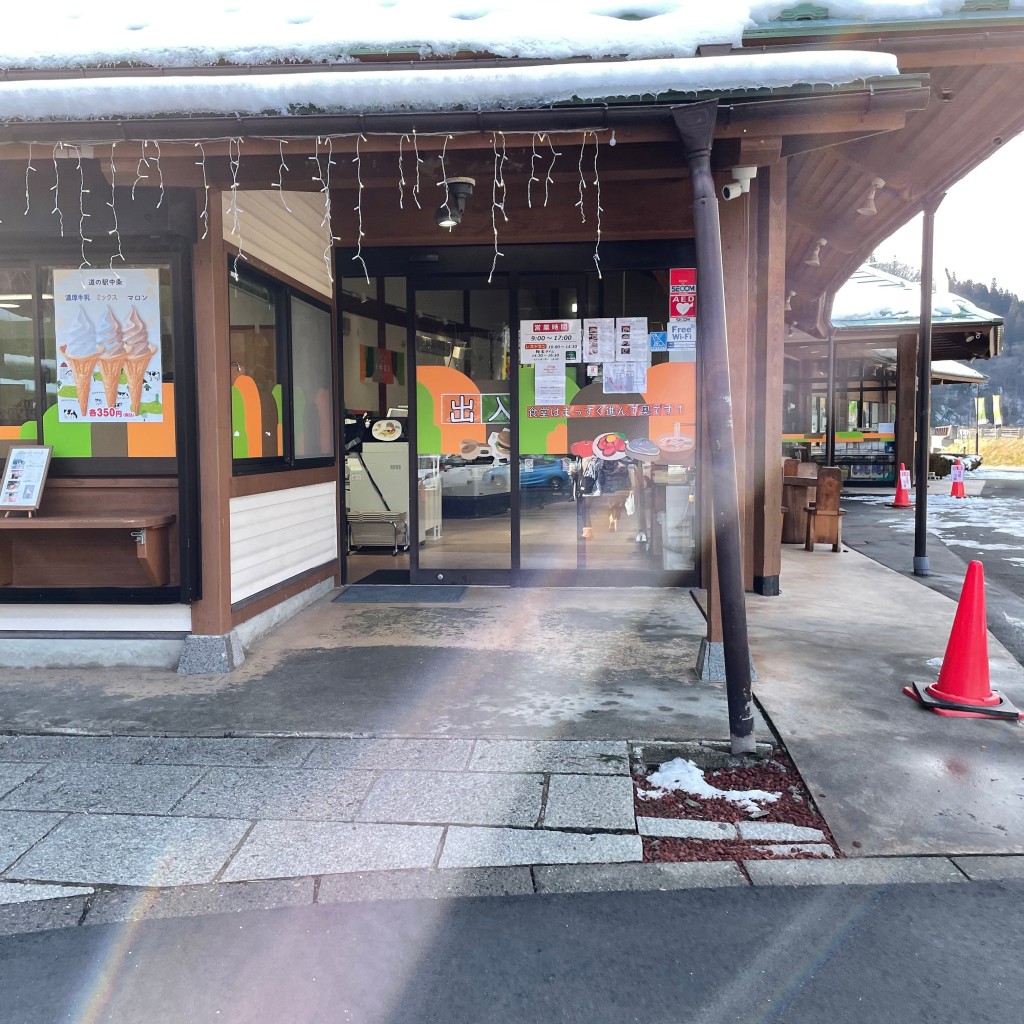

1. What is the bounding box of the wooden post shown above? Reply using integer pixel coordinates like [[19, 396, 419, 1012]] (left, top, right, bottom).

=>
[[189, 190, 234, 637]]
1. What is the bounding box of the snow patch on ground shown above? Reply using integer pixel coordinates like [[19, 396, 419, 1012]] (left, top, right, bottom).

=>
[[640, 757, 781, 816]]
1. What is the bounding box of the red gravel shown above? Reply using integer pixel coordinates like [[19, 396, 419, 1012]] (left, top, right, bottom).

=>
[[633, 752, 841, 863]]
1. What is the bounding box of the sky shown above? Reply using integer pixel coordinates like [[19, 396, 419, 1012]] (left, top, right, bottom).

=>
[[872, 132, 1024, 298]]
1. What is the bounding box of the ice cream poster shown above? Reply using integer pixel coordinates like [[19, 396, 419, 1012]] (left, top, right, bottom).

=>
[[54, 269, 162, 423]]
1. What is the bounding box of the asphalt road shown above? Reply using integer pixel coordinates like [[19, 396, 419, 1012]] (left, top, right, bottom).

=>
[[1, 883, 1021, 1023], [842, 473, 1024, 670]]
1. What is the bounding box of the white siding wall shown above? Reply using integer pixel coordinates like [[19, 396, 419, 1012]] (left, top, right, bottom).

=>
[[222, 191, 332, 298], [229, 482, 338, 604], [0, 605, 192, 632]]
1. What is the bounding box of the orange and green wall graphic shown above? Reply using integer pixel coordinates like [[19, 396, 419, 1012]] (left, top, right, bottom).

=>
[[416, 362, 696, 457]]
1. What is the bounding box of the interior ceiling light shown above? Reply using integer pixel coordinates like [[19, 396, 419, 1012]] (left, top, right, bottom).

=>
[[857, 177, 886, 216], [435, 177, 476, 230], [804, 238, 827, 267]]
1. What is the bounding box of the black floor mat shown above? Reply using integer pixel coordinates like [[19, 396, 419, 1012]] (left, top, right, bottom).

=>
[[334, 585, 466, 604]]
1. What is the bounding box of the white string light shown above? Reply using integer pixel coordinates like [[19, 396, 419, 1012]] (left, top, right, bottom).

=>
[[194, 142, 210, 241], [152, 140, 165, 209], [107, 142, 125, 267], [24, 142, 36, 216], [488, 131, 508, 285], [72, 145, 93, 270], [411, 129, 423, 210], [437, 134, 453, 226], [544, 133, 561, 207], [575, 131, 589, 224], [227, 137, 245, 279], [51, 142, 65, 237], [592, 132, 603, 279], [527, 132, 540, 209], [131, 140, 150, 201], [271, 139, 292, 212], [352, 134, 369, 283], [311, 136, 340, 285], [398, 134, 408, 209]]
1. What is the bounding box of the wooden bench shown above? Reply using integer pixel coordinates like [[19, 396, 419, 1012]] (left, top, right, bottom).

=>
[[803, 467, 845, 552], [347, 510, 408, 556], [0, 514, 176, 586]]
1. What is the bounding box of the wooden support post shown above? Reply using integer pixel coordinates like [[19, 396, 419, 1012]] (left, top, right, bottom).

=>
[[751, 162, 787, 594], [189, 190, 234, 637]]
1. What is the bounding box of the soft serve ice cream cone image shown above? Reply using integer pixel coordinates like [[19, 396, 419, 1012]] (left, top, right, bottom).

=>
[[120, 305, 157, 415], [60, 306, 101, 415], [96, 306, 126, 409]]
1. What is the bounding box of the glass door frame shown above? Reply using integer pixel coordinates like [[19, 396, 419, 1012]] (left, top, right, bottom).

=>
[[338, 241, 701, 589]]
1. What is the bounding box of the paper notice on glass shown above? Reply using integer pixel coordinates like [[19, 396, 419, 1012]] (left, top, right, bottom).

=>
[[583, 318, 615, 362], [603, 361, 647, 394], [519, 319, 582, 363], [615, 317, 649, 363], [534, 361, 566, 405]]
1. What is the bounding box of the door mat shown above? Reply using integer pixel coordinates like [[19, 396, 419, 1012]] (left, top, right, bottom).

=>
[[334, 585, 467, 604]]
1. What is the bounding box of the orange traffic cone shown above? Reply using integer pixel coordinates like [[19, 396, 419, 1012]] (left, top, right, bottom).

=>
[[903, 561, 1021, 719], [888, 463, 913, 508], [950, 459, 967, 499]]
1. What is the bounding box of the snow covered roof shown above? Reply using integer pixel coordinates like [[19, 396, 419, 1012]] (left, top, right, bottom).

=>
[[0, 2, 996, 70], [831, 263, 1003, 330]]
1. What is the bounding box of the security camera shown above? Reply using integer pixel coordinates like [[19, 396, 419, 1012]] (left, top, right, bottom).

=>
[[721, 182, 744, 201]]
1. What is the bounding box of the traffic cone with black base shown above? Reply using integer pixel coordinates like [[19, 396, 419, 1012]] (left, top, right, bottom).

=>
[[903, 560, 1021, 720], [888, 463, 913, 508]]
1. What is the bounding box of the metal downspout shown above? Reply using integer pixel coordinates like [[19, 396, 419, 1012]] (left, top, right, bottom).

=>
[[914, 193, 945, 577], [673, 101, 756, 755]]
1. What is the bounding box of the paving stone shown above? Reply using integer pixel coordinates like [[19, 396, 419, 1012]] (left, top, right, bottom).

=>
[[304, 738, 473, 772], [222, 821, 443, 881], [744, 856, 967, 887], [951, 856, 1024, 881], [469, 740, 630, 775], [636, 816, 738, 840], [542, 774, 636, 830], [7, 814, 250, 887], [0, 896, 89, 936], [0, 810, 65, 873], [0, 763, 205, 815], [534, 861, 748, 894], [0, 882, 94, 905], [318, 867, 534, 903], [357, 771, 542, 826], [135, 737, 317, 768], [0, 763, 45, 799], [0, 736, 149, 764], [751, 843, 835, 858], [85, 878, 314, 925], [170, 767, 376, 821], [737, 822, 827, 843], [440, 827, 642, 869]]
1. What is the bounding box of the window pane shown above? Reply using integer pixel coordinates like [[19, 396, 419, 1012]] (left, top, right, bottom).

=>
[[229, 274, 282, 460], [0, 269, 38, 444], [291, 295, 334, 459]]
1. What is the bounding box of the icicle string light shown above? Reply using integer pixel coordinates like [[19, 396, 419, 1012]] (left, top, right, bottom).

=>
[[153, 140, 165, 209], [51, 142, 65, 237], [488, 131, 508, 284], [227, 137, 245, 279], [352, 134, 369, 283], [412, 130, 423, 210], [272, 140, 292, 212], [544, 134, 561, 207], [592, 132, 603, 279], [575, 131, 589, 224], [132, 140, 149, 201], [194, 142, 210, 241], [527, 132, 540, 209], [24, 142, 36, 216], [108, 142, 125, 267], [437, 134, 453, 226], [398, 134, 407, 210], [73, 145, 93, 270], [311, 136, 340, 286]]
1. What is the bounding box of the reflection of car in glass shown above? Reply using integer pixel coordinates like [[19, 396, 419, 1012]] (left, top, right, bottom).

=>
[[519, 457, 570, 493]]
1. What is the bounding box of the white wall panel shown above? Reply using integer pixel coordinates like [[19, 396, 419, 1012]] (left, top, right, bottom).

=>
[[0, 605, 192, 632], [229, 481, 338, 604], [222, 191, 333, 298]]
